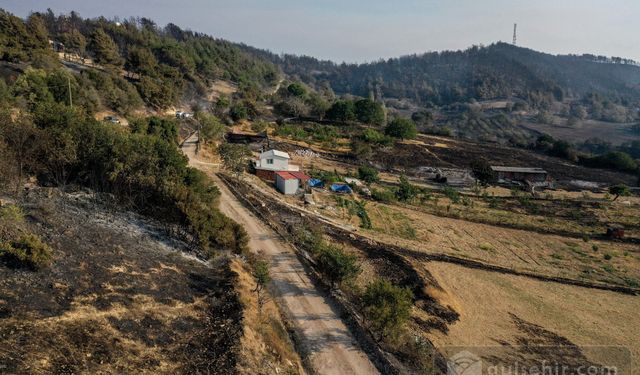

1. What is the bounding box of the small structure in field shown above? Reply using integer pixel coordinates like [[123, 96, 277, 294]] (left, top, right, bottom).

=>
[[275, 171, 310, 195], [344, 177, 364, 187], [330, 184, 353, 194], [606, 226, 625, 239], [49, 40, 64, 52], [416, 167, 476, 187], [254, 149, 301, 181], [308, 179, 325, 188], [226, 132, 268, 145], [491, 166, 550, 188]]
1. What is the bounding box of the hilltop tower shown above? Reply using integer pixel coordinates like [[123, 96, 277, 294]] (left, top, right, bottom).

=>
[[513, 23, 517, 45]]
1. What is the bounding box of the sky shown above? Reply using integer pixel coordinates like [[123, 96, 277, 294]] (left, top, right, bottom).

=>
[[3, 0, 639, 63]]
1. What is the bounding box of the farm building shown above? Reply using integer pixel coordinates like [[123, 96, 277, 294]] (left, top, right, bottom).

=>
[[254, 149, 300, 181], [491, 166, 550, 187], [275, 171, 310, 195]]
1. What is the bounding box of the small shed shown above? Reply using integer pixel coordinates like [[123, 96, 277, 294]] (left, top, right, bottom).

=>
[[275, 171, 310, 195]]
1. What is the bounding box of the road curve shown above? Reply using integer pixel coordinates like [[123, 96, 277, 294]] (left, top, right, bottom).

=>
[[182, 133, 380, 375]]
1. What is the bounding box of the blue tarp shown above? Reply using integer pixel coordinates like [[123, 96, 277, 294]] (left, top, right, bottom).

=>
[[330, 184, 353, 194], [308, 178, 324, 188]]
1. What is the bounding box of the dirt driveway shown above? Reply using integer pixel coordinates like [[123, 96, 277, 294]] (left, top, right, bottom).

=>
[[182, 133, 379, 375]]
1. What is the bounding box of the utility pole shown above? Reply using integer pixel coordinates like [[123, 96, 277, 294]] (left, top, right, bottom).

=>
[[513, 23, 517, 46], [67, 76, 73, 107]]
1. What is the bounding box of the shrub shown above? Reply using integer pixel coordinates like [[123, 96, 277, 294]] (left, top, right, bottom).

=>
[[582, 152, 637, 172], [603, 253, 613, 260], [396, 176, 417, 202], [372, 188, 396, 203], [252, 259, 271, 316], [315, 245, 361, 288], [362, 279, 413, 342], [609, 184, 630, 201], [0, 234, 53, 270], [358, 165, 379, 184], [229, 103, 249, 122], [251, 120, 268, 134], [335, 197, 372, 229], [0, 204, 24, 223], [360, 128, 393, 146], [442, 187, 461, 204]]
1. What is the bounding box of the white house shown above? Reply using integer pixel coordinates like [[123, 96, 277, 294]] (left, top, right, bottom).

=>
[[254, 149, 299, 180]]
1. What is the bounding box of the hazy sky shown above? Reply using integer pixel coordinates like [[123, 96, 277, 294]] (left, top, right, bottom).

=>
[[3, 0, 639, 63]]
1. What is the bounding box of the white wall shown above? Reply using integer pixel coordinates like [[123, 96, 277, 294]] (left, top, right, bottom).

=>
[[259, 156, 289, 171], [276, 176, 300, 195]]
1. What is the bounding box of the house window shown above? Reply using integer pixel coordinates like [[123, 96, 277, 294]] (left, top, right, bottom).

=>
[[267, 159, 274, 165]]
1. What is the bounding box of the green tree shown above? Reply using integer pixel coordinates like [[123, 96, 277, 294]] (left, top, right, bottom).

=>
[[229, 103, 249, 122], [146, 116, 179, 144], [326, 100, 356, 122], [411, 110, 433, 126], [350, 140, 373, 160], [355, 98, 385, 126], [61, 29, 87, 57], [287, 82, 307, 97], [470, 159, 495, 186], [609, 184, 629, 201], [385, 118, 417, 140], [362, 279, 413, 342], [316, 245, 361, 288], [125, 47, 157, 76], [25, 14, 49, 51], [219, 143, 252, 178], [360, 128, 393, 146], [358, 165, 379, 184], [396, 176, 417, 202], [89, 28, 123, 67], [253, 259, 271, 317], [307, 93, 330, 119], [196, 112, 225, 144]]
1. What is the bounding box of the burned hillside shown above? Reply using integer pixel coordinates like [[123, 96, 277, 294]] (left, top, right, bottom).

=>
[[0, 189, 243, 374]]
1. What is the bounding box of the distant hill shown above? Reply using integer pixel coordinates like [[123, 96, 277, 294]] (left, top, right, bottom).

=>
[[0, 8, 280, 111], [262, 43, 640, 108]]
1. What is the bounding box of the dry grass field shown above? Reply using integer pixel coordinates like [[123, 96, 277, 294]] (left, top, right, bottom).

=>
[[522, 119, 640, 146], [313, 195, 640, 288], [423, 261, 639, 373]]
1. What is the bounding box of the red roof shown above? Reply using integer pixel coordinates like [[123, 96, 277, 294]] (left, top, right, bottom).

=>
[[275, 171, 310, 180]]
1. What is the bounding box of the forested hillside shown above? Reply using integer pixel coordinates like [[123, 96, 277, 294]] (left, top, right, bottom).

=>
[[0, 9, 279, 111], [267, 43, 640, 110]]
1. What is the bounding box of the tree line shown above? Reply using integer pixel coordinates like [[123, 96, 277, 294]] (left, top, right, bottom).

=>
[[0, 8, 280, 111], [0, 67, 247, 257]]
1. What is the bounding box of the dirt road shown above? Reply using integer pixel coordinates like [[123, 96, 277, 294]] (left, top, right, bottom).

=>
[[182, 133, 379, 375]]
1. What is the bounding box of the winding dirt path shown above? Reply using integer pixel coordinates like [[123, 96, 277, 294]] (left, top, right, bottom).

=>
[[182, 133, 379, 375]]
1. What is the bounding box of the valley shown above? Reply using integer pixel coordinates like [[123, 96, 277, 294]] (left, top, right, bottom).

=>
[[0, 5, 639, 375]]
